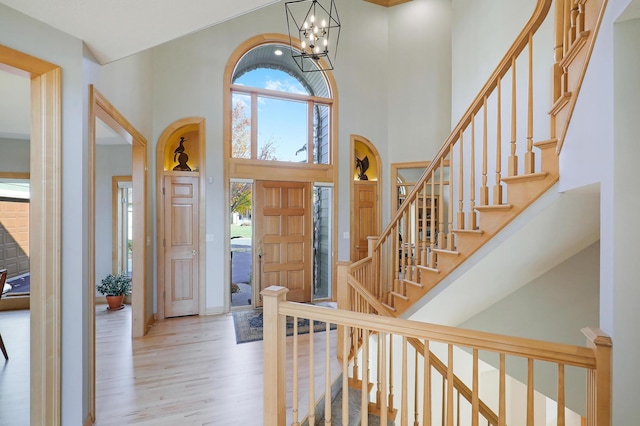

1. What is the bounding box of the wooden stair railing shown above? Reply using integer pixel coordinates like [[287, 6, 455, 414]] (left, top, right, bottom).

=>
[[263, 286, 612, 426], [339, 262, 499, 425], [349, 0, 608, 318]]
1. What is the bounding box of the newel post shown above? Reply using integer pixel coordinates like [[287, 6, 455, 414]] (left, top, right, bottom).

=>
[[262, 286, 289, 426], [582, 327, 612, 426], [336, 261, 350, 360]]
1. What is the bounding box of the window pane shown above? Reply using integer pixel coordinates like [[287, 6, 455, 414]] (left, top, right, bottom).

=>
[[235, 68, 309, 95], [232, 93, 251, 159], [230, 180, 253, 308], [313, 186, 332, 299], [257, 97, 307, 162], [313, 104, 330, 164]]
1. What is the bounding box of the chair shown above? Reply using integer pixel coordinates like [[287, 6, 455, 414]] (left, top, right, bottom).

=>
[[0, 268, 9, 360]]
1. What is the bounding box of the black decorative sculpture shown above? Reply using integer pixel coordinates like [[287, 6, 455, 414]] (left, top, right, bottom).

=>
[[172, 136, 192, 171], [355, 155, 370, 180], [173, 136, 186, 161]]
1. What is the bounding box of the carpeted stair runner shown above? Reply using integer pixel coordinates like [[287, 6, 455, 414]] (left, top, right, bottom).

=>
[[304, 375, 395, 426]]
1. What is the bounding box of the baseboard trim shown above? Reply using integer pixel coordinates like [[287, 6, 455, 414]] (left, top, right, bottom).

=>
[[205, 307, 225, 316], [83, 413, 94, 426], [145, 313, 156, 333]]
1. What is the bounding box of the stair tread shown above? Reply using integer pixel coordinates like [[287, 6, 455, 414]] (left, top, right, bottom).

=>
[[475, 204, 513, 212], [534, 138, 558, 149], [402, 278, 423, 288], [559, 30, 590, 68], [314, 387, 395, 426], [381, 302, 396, 312], [433, 248, 460, 255], [501, 172, 548, 184], [390, 290, 409, 301], [416, 264, 439, 273], [451, 228, 484, 235], [549, 91, 572, 115]]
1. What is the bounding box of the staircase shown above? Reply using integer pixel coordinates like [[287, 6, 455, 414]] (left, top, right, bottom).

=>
[[261, 0, 612, 425], [335, 0, 610, 423], [343, 0, 608, 318]]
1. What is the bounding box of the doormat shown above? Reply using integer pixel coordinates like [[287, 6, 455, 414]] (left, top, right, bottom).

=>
[[232, 308, 336, 344]]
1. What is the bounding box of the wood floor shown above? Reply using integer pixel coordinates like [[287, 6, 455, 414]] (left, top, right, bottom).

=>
[[0, 306, 339, 426]]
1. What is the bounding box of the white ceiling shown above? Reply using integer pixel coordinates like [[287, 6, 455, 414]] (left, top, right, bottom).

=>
[[0, 0, 280, 64], [1, 0, 639, 140]]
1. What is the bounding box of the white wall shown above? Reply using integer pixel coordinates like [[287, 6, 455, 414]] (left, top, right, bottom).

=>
[[611, 15, 640, 425], [145, 0, 452, 312], [387, 0, 452, 160], [0, 3, 89, 424], [95, 51, 156, 315], [385, 0, 452, 224], [556, 0, 640, 421], [458, 241, 600, 415]]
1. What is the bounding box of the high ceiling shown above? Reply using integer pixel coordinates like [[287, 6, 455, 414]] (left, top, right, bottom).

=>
[[0, 0, 280, 64], [1, 0, 639, 140]]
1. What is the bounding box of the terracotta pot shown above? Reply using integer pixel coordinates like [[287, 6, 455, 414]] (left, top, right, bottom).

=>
[[105, 295, 124, 311]]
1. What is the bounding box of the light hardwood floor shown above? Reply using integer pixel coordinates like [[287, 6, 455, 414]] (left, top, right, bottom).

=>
[[96, 306, 339, 425], [0, 305, 340, 425]]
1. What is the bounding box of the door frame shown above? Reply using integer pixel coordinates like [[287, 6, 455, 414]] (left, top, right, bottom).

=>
[[88, 85, 149, 421], [350, 134, 382, 261], [155, 117, 206, 320], [0, 44, 61, 425]]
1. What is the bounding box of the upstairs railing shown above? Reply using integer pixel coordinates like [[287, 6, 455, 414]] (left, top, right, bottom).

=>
[[350, 0, 607, 315], [339, 261, 500, 424], [263, 286, 612, 426]]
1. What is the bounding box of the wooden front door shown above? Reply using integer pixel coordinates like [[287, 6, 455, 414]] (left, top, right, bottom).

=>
[[255, 181, 311, 305], [163, 175, 199, 317], [354, 181, 378, 261]]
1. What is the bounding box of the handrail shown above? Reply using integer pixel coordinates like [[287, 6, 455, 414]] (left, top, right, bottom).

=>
[[280, 302, 596, 369], [375, 0, 553, 248], [347, 273, 393, 316], [263, 288, 611, 426], [348, 264, 500, 423]]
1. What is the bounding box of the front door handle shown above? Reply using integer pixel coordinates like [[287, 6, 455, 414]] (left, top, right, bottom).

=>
[[192, 249, 198, 256]]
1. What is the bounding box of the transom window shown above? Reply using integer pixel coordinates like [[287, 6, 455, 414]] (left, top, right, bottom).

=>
[[230, 43, 333, 165]]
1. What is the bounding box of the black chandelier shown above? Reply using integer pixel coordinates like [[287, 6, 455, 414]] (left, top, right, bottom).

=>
[[285, 0, 341, 72]]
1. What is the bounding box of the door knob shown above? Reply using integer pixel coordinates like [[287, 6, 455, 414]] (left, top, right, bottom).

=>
[[192, 250, 198, 256]]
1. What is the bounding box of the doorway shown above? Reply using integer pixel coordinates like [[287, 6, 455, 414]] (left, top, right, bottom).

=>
[[162, 174, 200, 317], [0, 68, 31, 426], [89, 85, 148, 422], [155, 118, 206, 320], [0, 44, 61, 424]]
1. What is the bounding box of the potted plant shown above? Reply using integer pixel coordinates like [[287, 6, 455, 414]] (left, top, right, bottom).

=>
[[97, 272, 131, 311]]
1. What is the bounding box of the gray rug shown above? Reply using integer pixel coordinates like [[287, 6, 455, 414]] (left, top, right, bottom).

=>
[[232, 308, 336, 344]]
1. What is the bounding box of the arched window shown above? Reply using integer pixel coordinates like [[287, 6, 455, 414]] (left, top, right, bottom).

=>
[[224, 35, 339, 308], [230, 42, 333, 165]]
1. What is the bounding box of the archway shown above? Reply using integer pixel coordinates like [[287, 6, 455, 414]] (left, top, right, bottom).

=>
[[350, 135, 382, 261], [155, 117, 206, 320]]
